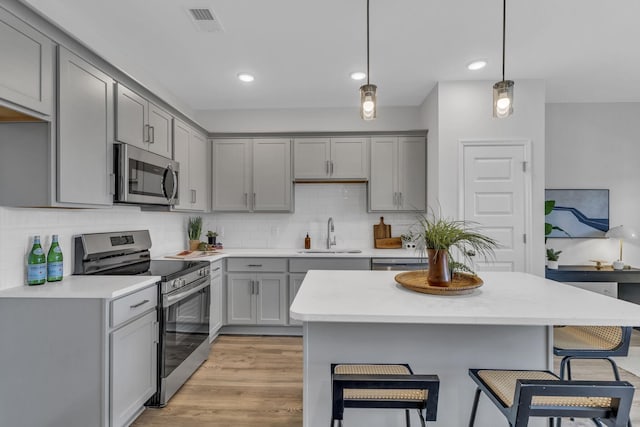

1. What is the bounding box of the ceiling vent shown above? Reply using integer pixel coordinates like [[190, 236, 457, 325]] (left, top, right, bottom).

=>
[[187, 8, 224, 32]]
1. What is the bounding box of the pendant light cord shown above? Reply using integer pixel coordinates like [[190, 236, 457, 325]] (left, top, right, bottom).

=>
[[501, 0, 506, 82], [366, 0, 370, 85]]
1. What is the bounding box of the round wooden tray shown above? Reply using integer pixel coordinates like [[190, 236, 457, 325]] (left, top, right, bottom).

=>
[[395, 270, 483, 295]]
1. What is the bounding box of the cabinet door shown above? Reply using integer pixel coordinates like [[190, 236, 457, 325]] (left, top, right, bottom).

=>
[[171, 119, 190, 210], [212, 139, 251, 211], [0, 9, 53, 116], [288, 273, 306, 326], [256, 273, 287, 325], [227, 273, 256, 324], [147, 102, 173, 158], [57, 47, 114, 206], [293, 138, 330, 179], [398, 137, 426, 211], [330, 137, 369, 179], [111, 310, 158, 427], [369, 137, 398, 211], [115, 84, 147, 149], [209, 263, 223, 339], [253, 138, 291, 211], [189, 130, 209, 211]]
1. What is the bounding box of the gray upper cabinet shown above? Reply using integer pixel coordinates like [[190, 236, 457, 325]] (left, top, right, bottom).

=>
[[58, 47, 114, 206], [173, 118, 209, 211], [212, 138, 292, 212], [0, 8, 54, 117], [115, 83, 173, 159], [369, 136, 426, 212], [294, 137, 369, 180]]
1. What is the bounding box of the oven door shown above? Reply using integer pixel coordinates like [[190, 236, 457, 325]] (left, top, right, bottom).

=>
[[159, 276, 210, 404], [115, 143, 179, 206]]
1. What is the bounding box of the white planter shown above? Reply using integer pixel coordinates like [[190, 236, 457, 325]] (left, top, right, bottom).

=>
[[612, 260, 625, 270], [547, 260, 559, 270]]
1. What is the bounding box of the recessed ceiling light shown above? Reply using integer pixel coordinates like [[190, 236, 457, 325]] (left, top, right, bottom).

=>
[[350, 71, 367, 81], [237, 73, 255, 82], [467, 60, 488, 71]]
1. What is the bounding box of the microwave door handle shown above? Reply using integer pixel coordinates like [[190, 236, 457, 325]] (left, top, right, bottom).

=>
[[170, 166, 178, 203]]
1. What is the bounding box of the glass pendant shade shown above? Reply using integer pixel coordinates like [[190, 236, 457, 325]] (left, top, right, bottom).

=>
[[360, 84, 377, 120], [493, 80, 514, 118]]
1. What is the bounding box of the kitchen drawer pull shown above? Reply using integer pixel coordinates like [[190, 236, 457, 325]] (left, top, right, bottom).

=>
[[326, 160, 330, 175], [212, 267, 221, 272], [255, 280, 260, 294], [330, 160, 334, 175], [144, 124, 150, 142], [244, 193, 248, 207], [191, 189, 196, 204], [253, 192, 256, 208], [247, 264, 263, 267], [398, 192, 403, 206], [130, 299, 149, 309]]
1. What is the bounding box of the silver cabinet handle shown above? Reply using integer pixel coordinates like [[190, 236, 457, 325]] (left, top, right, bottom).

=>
[[109, 173, 115, 195], [130, 299, 149, 309], [252, 192, 256, 209], [144, 124, 150, 142], [212, 267, 221, 272], [244, 193, 248, 207], [330, 160, 334, 175], [247, 264, 263, 267], [191, 189, 196, 204], [398, 192, 403, 207], [149, 126, 155, 143], [326, 160, 330, 175], [255, 280, 259, 295]]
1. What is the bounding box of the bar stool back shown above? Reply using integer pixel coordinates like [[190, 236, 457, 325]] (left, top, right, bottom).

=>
[[467, 368, 634, 427], [331, 363, 439, 427]]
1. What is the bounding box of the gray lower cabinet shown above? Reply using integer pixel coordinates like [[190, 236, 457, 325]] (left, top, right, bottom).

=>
[[58, 46, 114, 205], [0, 7, 54, 117], [0, 284, 158, 427], [111, 310, 158, 427], [209, 261, 223, 339], [227, 272, 288, 325]]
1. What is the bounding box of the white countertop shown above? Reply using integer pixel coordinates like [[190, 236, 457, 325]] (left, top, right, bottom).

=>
[[158, 247, 423, 262], [0, 275, 159, 299], [290, 270, 640, 326]]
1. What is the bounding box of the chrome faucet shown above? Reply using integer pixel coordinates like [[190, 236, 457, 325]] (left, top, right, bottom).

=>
[[327, 217, 336, 249]]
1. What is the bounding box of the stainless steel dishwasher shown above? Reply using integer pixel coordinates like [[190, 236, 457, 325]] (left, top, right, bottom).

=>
[[371, 257, 428, 271]]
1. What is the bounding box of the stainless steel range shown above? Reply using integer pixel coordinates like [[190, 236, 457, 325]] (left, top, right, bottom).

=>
[[74, 230, 211, 407]]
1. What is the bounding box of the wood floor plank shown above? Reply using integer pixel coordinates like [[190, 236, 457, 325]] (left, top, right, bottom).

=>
[[133, 334, 640, 427]]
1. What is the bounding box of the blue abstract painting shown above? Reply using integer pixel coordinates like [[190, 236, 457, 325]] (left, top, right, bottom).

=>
[[545, 189, 609, 238]]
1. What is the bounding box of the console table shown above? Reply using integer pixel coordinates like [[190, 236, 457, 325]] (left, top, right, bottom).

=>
[[545, 265, 640, 304]]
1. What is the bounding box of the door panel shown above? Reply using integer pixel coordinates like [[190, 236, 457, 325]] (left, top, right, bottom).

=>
[[253, 138, 291, 211], [227, 274, 255, 324], [462, 143, 529, 272], [147, 103, 173, 158], [398, 137, 426, 211], [256, 274, 287, 325], [116, 84, 146, 148], [369, 137, 397, 211], [212, 139, 251, 211]]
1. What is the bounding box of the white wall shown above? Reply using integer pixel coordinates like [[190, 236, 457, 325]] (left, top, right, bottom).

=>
[[545, 102, 640, 267], [196, 106, 422, 133], [419, 80, 547, 275], [0, 206, 189, 291]]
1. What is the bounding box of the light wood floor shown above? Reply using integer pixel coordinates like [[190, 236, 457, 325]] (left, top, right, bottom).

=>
[[133, 334, 640, 427], [131, 335, 303, 427]]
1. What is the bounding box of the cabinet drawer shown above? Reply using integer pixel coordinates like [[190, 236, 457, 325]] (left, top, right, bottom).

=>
[[226, 258, 287, 272], [289, 257, 371, 273], [111, 285, 158, 328], [210, 260, 223, 278]]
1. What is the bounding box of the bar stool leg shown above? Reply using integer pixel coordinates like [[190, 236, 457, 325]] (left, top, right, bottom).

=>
[[405, 409, 411, 427], [417, 409, 426, 427], [468, 388, 482, 427]]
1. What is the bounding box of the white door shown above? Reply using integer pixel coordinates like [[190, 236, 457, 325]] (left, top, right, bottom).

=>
[[461, 142, 530, 272]]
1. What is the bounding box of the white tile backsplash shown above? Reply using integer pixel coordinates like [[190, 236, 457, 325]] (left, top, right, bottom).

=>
[[0, 184, 421, 290]]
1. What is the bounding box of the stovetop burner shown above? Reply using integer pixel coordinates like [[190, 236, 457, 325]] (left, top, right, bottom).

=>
[[92, 259, 209, 281]]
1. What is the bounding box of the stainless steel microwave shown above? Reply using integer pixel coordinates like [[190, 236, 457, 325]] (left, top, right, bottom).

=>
[[114, 143, 179, 206]]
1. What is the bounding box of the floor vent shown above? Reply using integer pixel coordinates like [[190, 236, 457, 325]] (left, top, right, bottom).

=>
[[187, 8, 224, 32]]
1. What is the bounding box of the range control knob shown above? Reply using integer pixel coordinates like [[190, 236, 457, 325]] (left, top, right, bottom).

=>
[[172, 279, 179, 290]]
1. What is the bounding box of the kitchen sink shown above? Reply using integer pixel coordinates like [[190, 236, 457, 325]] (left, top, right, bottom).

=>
[[297, 249, 363, 254]]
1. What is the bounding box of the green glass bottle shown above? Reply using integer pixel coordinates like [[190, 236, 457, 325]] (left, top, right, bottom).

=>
[[27, 235, 46, 285], [47, 234, 63, 282]]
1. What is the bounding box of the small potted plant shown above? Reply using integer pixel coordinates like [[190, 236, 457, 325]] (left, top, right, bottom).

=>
[[413, 211, 498, 287], [206, 230, 218, 246], [188, 217, 202, 250], [546, 248, 561, 269]]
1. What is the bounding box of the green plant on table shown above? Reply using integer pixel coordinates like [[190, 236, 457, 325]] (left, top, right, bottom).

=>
[[546, 248, 562, 261], [206, 230, 218, 238], [188, 216, 202, 241]]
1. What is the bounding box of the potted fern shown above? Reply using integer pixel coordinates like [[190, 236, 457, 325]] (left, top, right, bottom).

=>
[[413, 212, 498, 287], [188, 217, 202, 250]]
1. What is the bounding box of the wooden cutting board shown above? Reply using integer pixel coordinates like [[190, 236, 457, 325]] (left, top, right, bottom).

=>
[[373, 217, 391, 246], [375, 237, 402, 249]]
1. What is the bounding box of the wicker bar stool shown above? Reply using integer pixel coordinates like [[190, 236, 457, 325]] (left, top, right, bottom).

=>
[[554, 326, 632, 382], [467, 368, 634, 427], [330, 363, 439, 427]]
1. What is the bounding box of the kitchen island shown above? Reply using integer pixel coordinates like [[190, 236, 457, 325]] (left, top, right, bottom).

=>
[[290, 270, 640, 427]]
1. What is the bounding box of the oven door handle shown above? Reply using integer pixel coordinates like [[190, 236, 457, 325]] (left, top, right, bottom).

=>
[[164, 277, 210, 307]]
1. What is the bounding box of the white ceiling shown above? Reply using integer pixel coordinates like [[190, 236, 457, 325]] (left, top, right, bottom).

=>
[[20, 0, 640, 111]]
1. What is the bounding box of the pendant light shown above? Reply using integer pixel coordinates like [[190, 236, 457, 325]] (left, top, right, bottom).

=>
[[493, 0, 514, 118], [360, 0, 377, 120]]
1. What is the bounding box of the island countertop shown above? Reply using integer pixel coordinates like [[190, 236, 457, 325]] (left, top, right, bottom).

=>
[[290, 270, 640, 326]]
